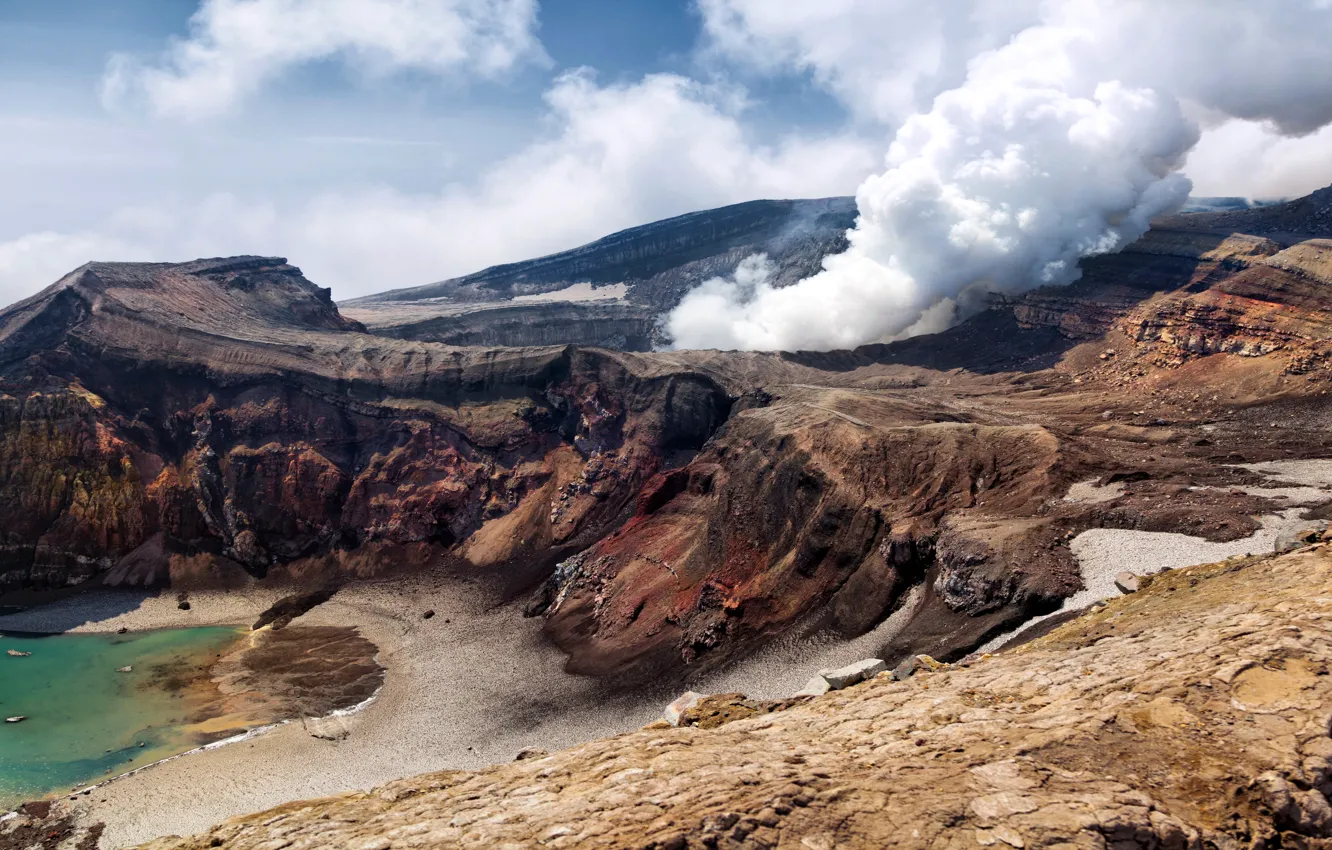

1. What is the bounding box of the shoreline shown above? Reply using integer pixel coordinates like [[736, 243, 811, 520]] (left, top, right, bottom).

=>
[[51, 671, 388, 813], [0, 569, 943, 848]]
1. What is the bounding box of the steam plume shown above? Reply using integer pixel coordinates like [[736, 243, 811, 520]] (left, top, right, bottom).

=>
[[668, 2, 1332, 351]]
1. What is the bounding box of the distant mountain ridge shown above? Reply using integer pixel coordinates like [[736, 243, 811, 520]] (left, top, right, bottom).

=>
[[342, 192, 1318, 352], [344, 197, 857, 311]]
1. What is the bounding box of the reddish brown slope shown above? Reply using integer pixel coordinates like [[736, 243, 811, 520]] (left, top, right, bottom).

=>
[[4, 185, 1332, 681]]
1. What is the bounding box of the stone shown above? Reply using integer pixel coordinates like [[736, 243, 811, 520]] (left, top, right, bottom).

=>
[[1276, 523, 1328, 553], [178, 600, 192, 611], [6, 649, 31, 657], [422, 610, 435, 620], [794, 676, 832, 698], [816, 658, 886, 690], [664, 691, 705, 727], [915, 655, 945, 672], [1114, 572, 1140, 594], [892, 657, 918, 680], [302, 714, 351, 741], [515, 748, 549, 761]]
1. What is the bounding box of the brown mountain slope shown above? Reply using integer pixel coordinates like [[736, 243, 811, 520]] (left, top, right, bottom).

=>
[[3, 186, 1332, 682], [113, 546, 1332, 850]]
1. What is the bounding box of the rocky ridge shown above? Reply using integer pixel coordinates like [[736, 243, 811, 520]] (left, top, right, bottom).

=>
[[346, 198, 856, 310], [4, 188, 1332, 683], [342, 197, 856, 350]]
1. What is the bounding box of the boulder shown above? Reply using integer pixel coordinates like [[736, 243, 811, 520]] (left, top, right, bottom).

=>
[[794, 675, 832, 698], [663, 691, 705, 727], [891, 655, 947, 681], [302, 714, 350, 741], [514, 748, 548, 761], [1275, 523, 1328, 553], [1115, 572, 1140, 594], [816, 658, 886, 690]]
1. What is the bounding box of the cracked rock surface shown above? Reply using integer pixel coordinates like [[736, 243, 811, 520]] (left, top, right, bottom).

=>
[[129, 546, 1332, 849]]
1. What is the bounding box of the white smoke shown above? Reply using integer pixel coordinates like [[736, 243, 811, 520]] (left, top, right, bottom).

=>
[[669, 1, 1332, 351]]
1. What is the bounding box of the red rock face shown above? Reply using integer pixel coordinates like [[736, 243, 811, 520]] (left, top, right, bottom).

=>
[[534, 398, 1067, 677], [0, 259, 731, 602], [4, 186, 1332, 677]]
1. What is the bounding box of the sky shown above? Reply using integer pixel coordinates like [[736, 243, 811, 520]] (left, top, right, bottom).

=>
[[1, 0, 1330, 306]]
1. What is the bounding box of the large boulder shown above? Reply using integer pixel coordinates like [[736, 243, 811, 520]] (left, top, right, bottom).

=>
[[816, 658, 886, 690], [794, 676, 832, 698], [1115, 572, 1141, 594], [1275, 523, 1328, 554], [663, 691, 706, 727]]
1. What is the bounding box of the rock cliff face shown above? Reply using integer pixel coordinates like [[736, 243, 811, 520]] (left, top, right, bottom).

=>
[[988, 187, 1332, 370], [122, 546, 1332, 850], [0, 258, 731, 605], [5, 186, 1332, 682], [367, 302, 660, 351]]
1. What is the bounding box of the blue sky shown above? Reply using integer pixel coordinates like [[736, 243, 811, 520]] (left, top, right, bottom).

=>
[[1, 0, 1330, 305]]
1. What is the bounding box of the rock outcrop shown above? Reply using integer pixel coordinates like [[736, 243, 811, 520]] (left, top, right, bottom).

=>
[[5, 186, 1332, 683], [362, 302, 660, 351], [0, 259, 731, 605], [120, 546, 1332, 850]]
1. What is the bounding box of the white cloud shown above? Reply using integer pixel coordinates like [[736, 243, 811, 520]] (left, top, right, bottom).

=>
[[669, 27, 1198, 351], [668, 0, 1332, 352], [102, 0, 548, 118], [1186, 120, 1332, 200], [0, 232, 154, 302], [696, 0, 1042, 123], [700, 0, 1332, 135], [0, 71, 876, 303]]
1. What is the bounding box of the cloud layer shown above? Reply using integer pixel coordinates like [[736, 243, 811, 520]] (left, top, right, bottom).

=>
[[3, 0, 1331, 322], [103, 0, 548, 118], [1, 71, 875, 302]]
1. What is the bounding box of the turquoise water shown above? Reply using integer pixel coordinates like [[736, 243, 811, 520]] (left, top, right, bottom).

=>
[[0, 627, 242, 810]]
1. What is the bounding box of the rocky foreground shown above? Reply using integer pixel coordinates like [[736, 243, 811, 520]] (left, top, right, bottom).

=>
[[103, 545, 1332, 850]]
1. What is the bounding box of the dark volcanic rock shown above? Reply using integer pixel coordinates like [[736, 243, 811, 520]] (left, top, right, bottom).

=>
[[252, 586, 339, 630], [372, 302, 660, 351], [0, 257, 734, 606]]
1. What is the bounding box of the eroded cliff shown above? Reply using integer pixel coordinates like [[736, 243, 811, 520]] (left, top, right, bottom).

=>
[[5, 186, 1332, 683]]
